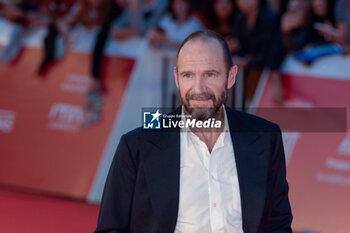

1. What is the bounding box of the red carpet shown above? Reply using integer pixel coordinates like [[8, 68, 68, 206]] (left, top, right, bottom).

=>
[[0, 187, 100, 233]]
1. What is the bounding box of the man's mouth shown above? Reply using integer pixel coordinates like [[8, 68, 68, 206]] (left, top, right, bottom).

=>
[[191, 98, 210, 101]]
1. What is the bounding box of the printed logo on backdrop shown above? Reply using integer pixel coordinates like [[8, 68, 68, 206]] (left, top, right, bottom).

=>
[[60, 74, 91, 93], [0, 110, 16, 133], [316, 132, 350, 186], [281, 132, 300, 165], [337, 132, 350, 156], [283, 99, 314, 108], [48, 103, 83, 132]]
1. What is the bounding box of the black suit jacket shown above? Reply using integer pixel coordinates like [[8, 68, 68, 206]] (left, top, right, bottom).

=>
[[95, 106, 293, 233]]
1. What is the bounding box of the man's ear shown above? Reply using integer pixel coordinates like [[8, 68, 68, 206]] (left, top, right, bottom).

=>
[[173, 67, 179, 88], [227, 65, 238, 89]]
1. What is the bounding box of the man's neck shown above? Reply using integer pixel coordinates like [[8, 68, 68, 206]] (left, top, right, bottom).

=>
[[184, 106, 226, 153]]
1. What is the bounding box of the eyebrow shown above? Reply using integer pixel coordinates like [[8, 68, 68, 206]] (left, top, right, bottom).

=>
[[204, 70, 220, 74], [179, 70, 220, 76], [179, 71, 193, 76]]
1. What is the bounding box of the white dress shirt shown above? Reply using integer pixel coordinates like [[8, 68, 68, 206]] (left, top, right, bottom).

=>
[[175, 107, 244, 233]]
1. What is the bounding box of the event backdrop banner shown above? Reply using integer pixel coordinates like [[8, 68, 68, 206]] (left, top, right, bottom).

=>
[[0, 46, 135, 199], [255, 71, 350, 233]]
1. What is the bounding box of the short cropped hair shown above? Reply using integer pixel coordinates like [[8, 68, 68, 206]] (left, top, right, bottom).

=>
[[175, 30, 233, 72]]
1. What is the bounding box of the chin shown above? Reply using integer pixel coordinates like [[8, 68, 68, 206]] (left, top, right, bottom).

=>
[[189, 106, 217, 120], [190, 100, 213, 108]]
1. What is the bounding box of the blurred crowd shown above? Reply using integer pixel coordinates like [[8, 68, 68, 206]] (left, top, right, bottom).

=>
[[0, 0, 350, 122]]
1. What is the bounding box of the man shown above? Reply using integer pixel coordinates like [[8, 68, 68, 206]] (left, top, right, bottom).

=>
[[95, 30, 292, 233]]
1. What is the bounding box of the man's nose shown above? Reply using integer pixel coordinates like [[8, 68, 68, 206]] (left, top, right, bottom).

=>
[[192, 76, 206, 93]]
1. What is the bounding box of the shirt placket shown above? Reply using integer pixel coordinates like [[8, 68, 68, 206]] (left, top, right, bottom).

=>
[[207, 144, 225, 233]]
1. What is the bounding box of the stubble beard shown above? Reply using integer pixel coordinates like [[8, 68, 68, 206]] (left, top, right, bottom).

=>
[[181, 89, 226, 121]]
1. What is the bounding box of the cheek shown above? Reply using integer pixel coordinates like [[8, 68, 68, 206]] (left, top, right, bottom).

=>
[[178, 84, 190, 99], [207, 77, 227, 90], [213, 83, 228, 99]]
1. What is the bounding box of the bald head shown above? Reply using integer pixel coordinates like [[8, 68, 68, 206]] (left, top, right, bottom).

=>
[[175, 30, 233, 72]]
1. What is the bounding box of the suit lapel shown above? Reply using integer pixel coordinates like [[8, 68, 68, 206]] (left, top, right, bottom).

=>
[[226, 106, 268, 233], [142, 106, 268, 233], [142, 110, 181, 233]]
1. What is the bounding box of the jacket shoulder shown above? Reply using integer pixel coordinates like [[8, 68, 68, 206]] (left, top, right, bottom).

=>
[[225, 106, 281, 133]]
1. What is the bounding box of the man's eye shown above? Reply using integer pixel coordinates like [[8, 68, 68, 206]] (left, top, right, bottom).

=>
[[206, 73, 215, 78], [183, 73, 193, 78]]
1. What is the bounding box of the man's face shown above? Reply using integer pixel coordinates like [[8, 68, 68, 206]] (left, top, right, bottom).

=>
[[236, 0, 259, 14], [311, 0, 328, 17], [214, 0, 234, 20], [288, 0, 308, 12], [172, 0, 190, 21], [174, 39, 237, 120]]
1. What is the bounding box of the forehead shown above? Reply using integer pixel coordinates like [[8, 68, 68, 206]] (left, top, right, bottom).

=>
[[177, 39, 225, 71]]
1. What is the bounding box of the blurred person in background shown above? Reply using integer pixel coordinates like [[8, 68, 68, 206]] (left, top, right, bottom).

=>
[[334, 0, 350, 50], [266, 0, 281, 14], [84, 0, 168, 126], [291, 0, 343, 64], [266, 0, 289, 16], [112, 0, 168, 41], [36, 0, 112, 125], [37, 0, 75, 75], [281, 0, 309, 51], [306, 0, 336, 45], [91, 0, 126, 87], [86, 0, 126, 128], [282, 0, 344, 65], [0, 0, 43, 64], [0, 0, 29, 23], [37, 0, 112, 75], [69, 0, 111, 126], [305, 0, 350, 55], [187, 0, 206, 20], [233, 0, 286, 105], [201, 0, 239, 53], [149, 0, 204, 49], [69, 0, 107, 28], [64, 0, 111, 126]]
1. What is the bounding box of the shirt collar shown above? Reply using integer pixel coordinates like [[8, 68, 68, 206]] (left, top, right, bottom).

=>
[[181, 105, 230, 149]]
